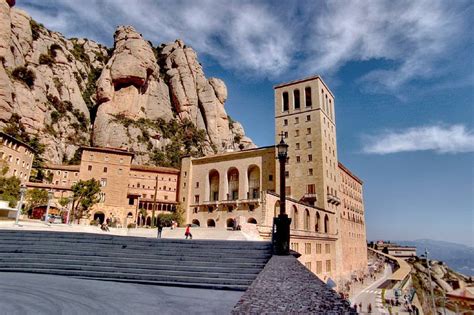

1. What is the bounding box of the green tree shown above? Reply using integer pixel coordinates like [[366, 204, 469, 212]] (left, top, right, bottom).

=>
[[25, 188, 49, 213], [70, 179, 101, 222], [0, 176, 21, 207]]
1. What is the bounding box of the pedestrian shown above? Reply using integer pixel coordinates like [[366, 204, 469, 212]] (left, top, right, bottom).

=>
[[171, 220, 175, 230], [368, 303, 372, 313], [353, 304, 357, 312], [157, 221, 163, 239], [185, 224, 192, 239], [359, 302, 362, 311]]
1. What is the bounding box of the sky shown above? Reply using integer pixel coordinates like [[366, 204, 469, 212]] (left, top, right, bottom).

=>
[[17, 0, 474, 246]]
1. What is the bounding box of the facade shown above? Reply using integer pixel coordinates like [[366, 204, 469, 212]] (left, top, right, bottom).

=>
[[373, 242, 417, 260], [179, 76, 367, 283], [35, 147, 179, 226], [338, 162, 368, 278], [0, 132, 35, 183]]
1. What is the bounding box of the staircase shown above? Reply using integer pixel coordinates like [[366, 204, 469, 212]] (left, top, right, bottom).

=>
[[0, 230, 272, 291]]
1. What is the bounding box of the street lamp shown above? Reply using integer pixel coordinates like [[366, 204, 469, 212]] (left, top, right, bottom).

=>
[[15, 185, 27, 225], [44, 190, 54, 224], [66, 198, 72, 225], [273, 134, 291, 255]]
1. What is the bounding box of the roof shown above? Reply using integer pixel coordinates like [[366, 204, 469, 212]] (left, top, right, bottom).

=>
[[43, 164, 80, 171], [338, 162, 363, 184], [130, 164, 180, 174], [273, 75, 335, 98], [25, 182, 73, 191], [0, 131, 36, 153], [188, 146, 275, 162], [80, 146, 134, 156]]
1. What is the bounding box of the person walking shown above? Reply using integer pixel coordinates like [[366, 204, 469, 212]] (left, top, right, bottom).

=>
[[157, 222, 163, 239], [185, 224, 192, 239]]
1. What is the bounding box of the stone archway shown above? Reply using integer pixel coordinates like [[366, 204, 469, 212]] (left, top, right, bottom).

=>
[[93, 211, 105, 224], [247, 217, 257, 224], [192, 219, 200, 226], [226, 218, 235, 228], [207, 219, 216, 227]]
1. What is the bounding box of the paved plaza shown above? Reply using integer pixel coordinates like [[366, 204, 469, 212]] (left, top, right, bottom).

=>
[[0, 272, 242, 315]]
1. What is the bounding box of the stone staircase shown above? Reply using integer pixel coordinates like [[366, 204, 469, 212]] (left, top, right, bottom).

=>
[[0, 230, 272, 291]]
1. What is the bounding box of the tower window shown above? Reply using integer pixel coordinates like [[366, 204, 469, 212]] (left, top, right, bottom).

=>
[[293, 89, 300, 109], [305, 87, 312, 107], [283, 119, 288, 126], [283, 92, 289, 111]]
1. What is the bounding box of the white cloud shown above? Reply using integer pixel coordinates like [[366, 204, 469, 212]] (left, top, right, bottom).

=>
[[17, 0, 471, 90], [362, 124, 474, 154]]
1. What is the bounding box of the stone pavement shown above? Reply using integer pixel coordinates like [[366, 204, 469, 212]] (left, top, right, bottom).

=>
[[0, 272, 242, 315], [232, 255, 355, 314]]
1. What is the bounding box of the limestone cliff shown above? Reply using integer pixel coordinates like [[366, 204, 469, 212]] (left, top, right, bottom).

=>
[[0, 1, 255, 166]]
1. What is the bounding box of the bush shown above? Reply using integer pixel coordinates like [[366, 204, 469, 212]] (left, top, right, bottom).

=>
[[71, 42, 90, 64], [39, 53, 54, 66], [30, 19, 43, 40], [12, 66, 35, 88], [127, 223, 136, 229], [50, 111, 60, 123], [89, 219, 98, 226]]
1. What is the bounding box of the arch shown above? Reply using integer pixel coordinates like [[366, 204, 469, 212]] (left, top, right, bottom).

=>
[[304, 209, 310, 230], [305, 86, 312, 107], [146, 216, 151, 226], [293, 89, 300, 109], [291, 205, 298, 230], [192, 219, 200, 226], [282, 91, 289, 111], [227, 167, 239, 200], [127, 212, 133, 218], [93, 211, 105, 224], [274, 200, 280, 218], [209, 169, 220, 201], [324, 214, 329, 233], [315, 212, 321, 232], [226, 218, 235, 228], [207, 219, 216, 227], [247, 217, 257, 224], [247, 165, 260, 199]]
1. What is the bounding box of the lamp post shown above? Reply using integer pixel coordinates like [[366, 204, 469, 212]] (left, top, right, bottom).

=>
[[15, 185, 27, 225], [273, 134, 291, 255], [66, 198, 72, 225], [44, 190, 53, 224]]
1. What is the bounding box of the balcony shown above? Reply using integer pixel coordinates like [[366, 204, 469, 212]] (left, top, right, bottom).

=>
[[327, 194, 341, 205], [301, 193, 317, 203]]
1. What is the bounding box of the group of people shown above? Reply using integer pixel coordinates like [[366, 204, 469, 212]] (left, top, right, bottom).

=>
[[155, 222, 193, 240], [353, 303, 372, 313]]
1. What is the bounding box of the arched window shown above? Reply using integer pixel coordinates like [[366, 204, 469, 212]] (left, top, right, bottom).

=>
[[247, 217, 257, 224], [226, 218, 235, 228], [291, 205, 298, 230], [274, 200, 280, 218], [282, 92, 289, 111], [315, 212, 321, 232], [247, 165, 260, 199], [304, 209, 310, 230], [324, 214, 329, 233], [207, 219, 216, 227], [209, 170, 219, 201], [293, 89, 300, 109], [192, 219, 200, 226], [305, 87, 312, 107], [227, 168, 239, 200]]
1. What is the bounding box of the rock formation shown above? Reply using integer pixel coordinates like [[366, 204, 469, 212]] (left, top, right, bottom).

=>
[[0, 1, 255, 166]]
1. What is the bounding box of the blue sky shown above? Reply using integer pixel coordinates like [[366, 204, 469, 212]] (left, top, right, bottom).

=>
[[18, 0, 474, 246]]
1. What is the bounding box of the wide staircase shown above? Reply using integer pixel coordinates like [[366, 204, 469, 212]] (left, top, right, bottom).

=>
[[0, 230, 272, 291]]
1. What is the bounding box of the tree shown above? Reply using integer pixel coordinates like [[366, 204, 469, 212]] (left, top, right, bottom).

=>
[[70, 179, 101, 222], [25, 188, 49, 214], [0, 176, 20, 207]]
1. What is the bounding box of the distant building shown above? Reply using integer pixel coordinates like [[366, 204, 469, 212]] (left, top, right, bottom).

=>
[[0, 132, 35, 183], [373, 241, 417, 260]]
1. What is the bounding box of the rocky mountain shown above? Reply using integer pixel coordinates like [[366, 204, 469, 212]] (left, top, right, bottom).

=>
[[0, 0, 255, 167]]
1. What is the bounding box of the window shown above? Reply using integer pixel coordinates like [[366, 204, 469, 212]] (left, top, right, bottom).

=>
[[282, 92, 289, 111], [118, 168, 122, 174], [105, 156, 109, 162], [290, 242, 299, 252], [306, 114, 311, 121], [295, 117, 299, 124], [100, 178, 107, 187], [296, 156, 301, 163], [293, 89, 300, 109], [285, 171, 289, 178], [284, 131, 288, 138], [283, 119, 288, 126], [195, 182, 199, 188], [120, 158, 123, 164], [307, 184, 315, 194], [305, 243, 312, 254], [285, 186, 291, 196], [326, 260, 331, 272], [305, 262, 312, 271], [89, 154, 93, 160], [164, 196, 168, 200], [325, 244, 331, 254], [307, 128, 311, 135], [269, 174, 273, 181], [295, 130, 300, 137], [194, 195, 200, 203], [307, 141, 312, 149], [88, 165, 92, 171], [316, 261, 322, 273], [99, 192, 106, 203], [305, 87, 312, 107], [103, 167, 107, 173], [308, 154, 312, 161], [308, 169, 313, 176], [296, 143, 300, 150]]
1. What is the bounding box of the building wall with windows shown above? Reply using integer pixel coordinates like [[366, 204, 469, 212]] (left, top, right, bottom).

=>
[[0, 132, 35, 183], [44, 164, 80, 187], [338, 162, 367, 278]]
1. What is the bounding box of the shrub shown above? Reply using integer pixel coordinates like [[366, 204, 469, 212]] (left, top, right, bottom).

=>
[[12, 66, 35, 88], [50, 44, 62, 58], [89, 219, 98, 226], [50, 110, 60, 123], [127, 223, 136, 229], [30, 19, 43, 41], [71, 42, 90, 64], [39, 53, 54, 66]]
